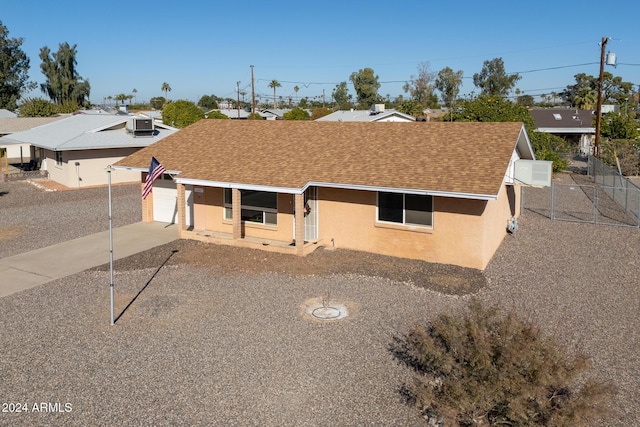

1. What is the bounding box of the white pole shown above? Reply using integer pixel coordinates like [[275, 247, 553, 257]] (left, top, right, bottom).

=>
[[107, 166, 115, 326]]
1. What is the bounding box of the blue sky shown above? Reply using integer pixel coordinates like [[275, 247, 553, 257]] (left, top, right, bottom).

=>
[[3, 0, 639, 106]]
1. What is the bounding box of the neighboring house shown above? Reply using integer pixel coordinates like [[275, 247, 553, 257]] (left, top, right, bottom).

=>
[[1, 111, 178, 187], [216, 108, 257, 119], [114, 120, 547, 270], [261, 109, 291, 120], [530, 108, 595, 155], [316, 105, 415, 122], [0, 109, 18, 118], [0, 116, 67, 164]]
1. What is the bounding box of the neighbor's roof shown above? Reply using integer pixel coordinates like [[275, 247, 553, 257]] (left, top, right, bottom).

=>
[[530, 108, 595, 134], [0, 112, 178, 150], [0, 109, 18, 118], [0, 116, 67, 135], [316, 109, 415, 122], [115, 120, 532, 199]]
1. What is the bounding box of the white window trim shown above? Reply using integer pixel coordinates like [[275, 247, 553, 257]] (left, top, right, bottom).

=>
[[224, 189, 278, 226]]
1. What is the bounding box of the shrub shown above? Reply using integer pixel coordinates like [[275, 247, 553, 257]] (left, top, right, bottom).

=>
[[283, 107, 310, 120], [18, 97, 56, 117], [396, 300, 614, 426]]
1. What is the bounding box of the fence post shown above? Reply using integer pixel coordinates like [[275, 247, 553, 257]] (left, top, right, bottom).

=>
[[550, 182, 555, 220], [593, 186, 598, 224]]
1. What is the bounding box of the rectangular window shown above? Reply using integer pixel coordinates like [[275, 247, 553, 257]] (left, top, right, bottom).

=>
[[224, 188, 278, 226], [377, 192, 433, 228], [55, 151, 63, 166]]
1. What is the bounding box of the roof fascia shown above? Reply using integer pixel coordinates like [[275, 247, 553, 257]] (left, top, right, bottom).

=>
[[173, 177, 498, 200], [536, 127, 595, 133], [110, 164, 181, 175]]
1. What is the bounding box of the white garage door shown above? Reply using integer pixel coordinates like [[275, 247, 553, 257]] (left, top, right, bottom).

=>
[[152, 180, 193, 226]]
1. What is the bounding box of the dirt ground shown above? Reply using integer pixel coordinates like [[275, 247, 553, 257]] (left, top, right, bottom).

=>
[[96, 238, 488, 296]]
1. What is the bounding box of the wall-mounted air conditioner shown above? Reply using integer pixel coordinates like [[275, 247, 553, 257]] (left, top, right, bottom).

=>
[[514, 160, 552, 187]]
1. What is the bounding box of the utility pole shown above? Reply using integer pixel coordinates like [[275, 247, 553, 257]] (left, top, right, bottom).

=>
[[236, 81, 241, 119], [594, 37, 608, 158], [251, 65, 256, 116]]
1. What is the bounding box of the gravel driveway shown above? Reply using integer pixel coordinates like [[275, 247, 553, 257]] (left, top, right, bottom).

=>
[[0, 177, 638, 426]]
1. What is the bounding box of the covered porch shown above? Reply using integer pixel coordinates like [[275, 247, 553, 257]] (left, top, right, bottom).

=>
[[174, 183, 320, 256]]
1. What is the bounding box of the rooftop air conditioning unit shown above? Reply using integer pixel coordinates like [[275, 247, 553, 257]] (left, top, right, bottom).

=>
[[127, 118, 154, 137], [132, 118, 153, 131]]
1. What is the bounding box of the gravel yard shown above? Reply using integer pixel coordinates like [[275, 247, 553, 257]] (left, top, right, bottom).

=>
[[0, 177, 638, 426]]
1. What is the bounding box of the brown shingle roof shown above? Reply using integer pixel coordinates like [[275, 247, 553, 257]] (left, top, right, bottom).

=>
[[115, 120, 526, 198]]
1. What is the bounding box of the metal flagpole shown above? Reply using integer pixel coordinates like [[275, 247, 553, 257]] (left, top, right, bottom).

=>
[[107, 165, 115, 325]]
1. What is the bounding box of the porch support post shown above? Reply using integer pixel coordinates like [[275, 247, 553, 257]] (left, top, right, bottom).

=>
[[232, 188, 241, 240], [294, 193, 305, 255], [177, 183, 186, 235]]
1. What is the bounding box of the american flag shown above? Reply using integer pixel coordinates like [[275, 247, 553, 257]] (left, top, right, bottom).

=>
[[142, 156, 166, 199]]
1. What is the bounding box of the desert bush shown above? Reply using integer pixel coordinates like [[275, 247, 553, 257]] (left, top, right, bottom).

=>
[[396, 300, 614, 426]]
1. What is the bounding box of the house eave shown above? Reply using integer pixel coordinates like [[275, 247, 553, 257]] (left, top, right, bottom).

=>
[[536, 127, 595, 134], [173, 177, 498, 201]]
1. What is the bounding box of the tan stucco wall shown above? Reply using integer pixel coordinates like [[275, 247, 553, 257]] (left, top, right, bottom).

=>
[[188, 185, 519, 270], [43, 148, 142, 188], [192, 188, 296, 243], [315, 187, 516, 270]]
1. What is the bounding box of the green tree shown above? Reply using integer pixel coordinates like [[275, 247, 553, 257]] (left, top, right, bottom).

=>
[[132, 88, 137, 104], [161, 99, 204, 128], [311, 107, 332, 120], [561, 73, 635, 109], [150, 96, 165, 110], [39, 42, 90, 106], [198, 94, 219, 110], [600, 112, 639, 140], [293, 85, 299, 104], [283, 107, 310, 120], [396, 300, 614, 426], [516, 94, 534, 107], [403, 62, 437, 108], [268, 79, 281, 109], [473, 57, 520, 98], [435, 66, 464, 110], [205, 110, 229, 119], [396, 99, 423, 118], [161, 82, 171, 102], [18, 97, 55, 117], [114, 93, 128, 106], [454, 95, 569, 171], [332, 81, 351, 109], [349, 67, 381, 109], [573, 88, 597, 110], [0, 21, 35, 111]]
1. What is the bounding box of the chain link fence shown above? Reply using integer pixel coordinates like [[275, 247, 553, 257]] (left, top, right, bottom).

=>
[[522, 158, 640, 228]]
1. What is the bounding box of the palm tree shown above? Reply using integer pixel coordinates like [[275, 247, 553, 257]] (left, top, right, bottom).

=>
[[107, 95, 113, 107], [132, 88, 137, 104], [293, 85, 299, 105], [268, 79, 281, 109], [161, 82, 171, 102], [114, 93, 128, 106], [551, 91, 558, 106], [574, 89, 597, 110]]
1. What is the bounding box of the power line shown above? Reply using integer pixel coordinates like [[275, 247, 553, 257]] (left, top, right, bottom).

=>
[[511, 62, 599, 74]]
